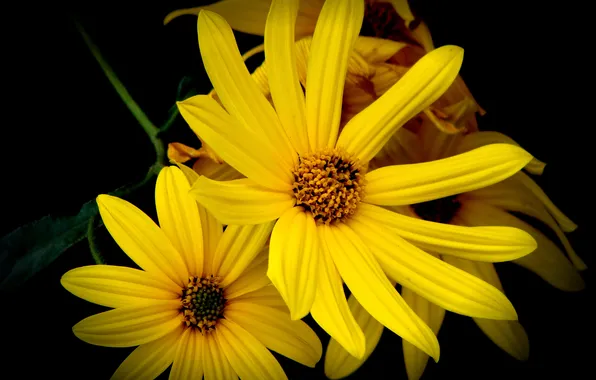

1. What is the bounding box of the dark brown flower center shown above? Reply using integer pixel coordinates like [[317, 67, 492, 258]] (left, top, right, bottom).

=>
[[410, 195, 461, 224], [181, 275, 226, 333], [292, 148, 366, 225]]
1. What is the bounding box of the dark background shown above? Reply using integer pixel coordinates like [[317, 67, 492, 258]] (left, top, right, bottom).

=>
[[1, 1, 592, 379]]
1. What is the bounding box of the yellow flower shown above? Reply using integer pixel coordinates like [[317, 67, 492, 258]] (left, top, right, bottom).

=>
[[60, 166, 322, 380], [177, 0, 537, 361], [324, 122, 585, 379]]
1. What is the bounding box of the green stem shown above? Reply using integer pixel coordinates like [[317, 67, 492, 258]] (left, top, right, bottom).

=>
[[87, 213, 105, 265]]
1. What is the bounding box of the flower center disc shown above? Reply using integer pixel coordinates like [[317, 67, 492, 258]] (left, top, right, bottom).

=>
[[410, 195, 461, 224], [181, 275, 226, 333], [292, 148, 366, 225]]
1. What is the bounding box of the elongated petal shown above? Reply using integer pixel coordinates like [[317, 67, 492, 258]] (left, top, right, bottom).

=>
[[198, 11, 296, 170], [350, 212, 518, 320], [358, 203, 536, 262], [189, 176, 294, 225], [402, 287, 446, 380], [353, 36, 408, 63], [305, 0, 364, 150], [225, 250, 271, 299], [111, 326, 183, 380], [269, 207, 319, 319], [388, 0, 415, 27], [337, 46, 463, 162], [172, 160, 200, 184], [324, 222, 440, 360], [61, 265, 179, 309], [203, 333, 238, 380], [365, 144, 533, 205], [311, 236, 366, 359], [265, 0, 309, 154], [214, 222, 274, 286], [199, 201, 224, 276], [325, 294, 384, 379], [97, 194, 188, 287], [234, 284, 289, 311], [455, 131, 546, 175], [456, 200, 584, 291], [215, 319, 287, 380], [178, 95, 292, 190], [156, 166, 203, 276], [226, 301, 322, 367], [73, 301, 182, 347], [169, 328, 203, 380]]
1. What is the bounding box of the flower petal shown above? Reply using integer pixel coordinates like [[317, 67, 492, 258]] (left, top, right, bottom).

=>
[[204, 333, 238, 380], [364, 144, 533, 206], [265, 0, 309, 154], [401, 286, 446, 380], [169, 328, 203, 380], [350, 211, 518, 320], [442, 256, 530, 361], [197, 11, 296, 170], [455, 131, 546, 175], [214, 222, 274, 286], [234, 284, 289, 311], [388, 0, 415, 27], [226, 301, 322, 367], [171, 159, 200, 184], [353, 36, 408, 63], [178, 95, 292, 190], [111, 326, 183, 380], [189, 176, 294, 225], [311, 235, 366, 359], [73, 301, 182, 347], [97, 194, 188, 287], [305, 0, 364, 150], [324, 294, 384, 379], [269, 207, 319, 319], [199, 201, 224, 277], [456, 200, 584, 291], [225, 249, 271, 299], [215, 318, 287, 380], [337, 45, 463, 163], [61, 265, 179, 309], [324, 222, 440, 361], [156, 166, 204, 277], [193, 158, 245, 182], [358, 203, 536, 263]]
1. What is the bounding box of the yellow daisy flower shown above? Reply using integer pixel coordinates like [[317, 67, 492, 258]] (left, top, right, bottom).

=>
[[60, 166, 322, 380], [177, 0, 537, 361], [324, 121, 585, 379]]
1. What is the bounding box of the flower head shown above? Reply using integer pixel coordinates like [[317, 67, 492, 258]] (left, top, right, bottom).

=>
[[61, 166, 321, 379], [178, 0, 538, 362]]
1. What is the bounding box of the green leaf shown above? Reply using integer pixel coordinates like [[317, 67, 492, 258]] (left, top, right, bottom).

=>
[[0, 200, 99, 291]]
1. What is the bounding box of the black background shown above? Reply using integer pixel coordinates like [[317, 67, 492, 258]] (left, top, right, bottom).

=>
[[1, 1, 593, 379]]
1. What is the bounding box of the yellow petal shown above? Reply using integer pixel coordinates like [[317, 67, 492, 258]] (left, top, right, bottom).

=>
[[171, 159, 200, 185], [324, 222, 440, 361], [324, 294, 384, 379], [265, 0, 309, 155], [305, 0, 364, 150], [442, 256, 530, 360], [198, 10, 296, 170], [96, 194, 188, 287], [61, 265, 179, 309], [411, 21, 435, 52], [215, 319, 287, 380], [350, 212, 518, 320], [456, 200, 584, 291], [213, 222, 275, 286], [234, 284, 290, 311], [155, 166, 204, 277], [110, 326, 183, 380], [189, 176, 294, 225], [455, 131, 546, 175], [401, 286, 446, 380], [164, 0, 271, 34], [268, 207, 319, 319], [337, 45, 463, 163], [310, 234, 366, 359], [364, 144, 533, 205], [167, 142, 202, 163], [203, 333, 238, 380], [170, 328, 203, 380], [178, 95, 292, 190], [352, 36, 408, 63], [387, 0, 415, 27], [192, 157, 245, 181], [225, 249, 272, 299], [73, 301, 181, 347], [226, 301, 322, 367], [358, 203, 536, 262]]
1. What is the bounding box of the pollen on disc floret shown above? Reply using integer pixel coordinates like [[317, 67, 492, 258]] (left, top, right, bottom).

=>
[[292, 147, 366, 225], [181, 275, 226, 334]]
